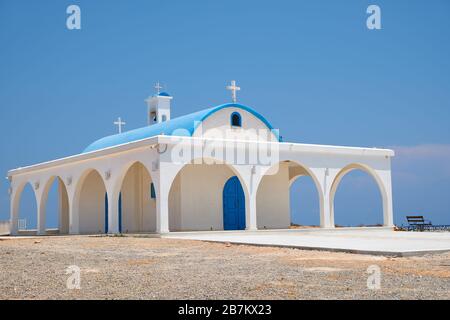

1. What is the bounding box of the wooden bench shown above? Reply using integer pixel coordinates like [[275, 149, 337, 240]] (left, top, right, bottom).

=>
[[406, 216, 432, 231]]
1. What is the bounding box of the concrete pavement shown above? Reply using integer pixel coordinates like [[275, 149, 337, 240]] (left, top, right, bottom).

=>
[[163, 227, 450, 256]]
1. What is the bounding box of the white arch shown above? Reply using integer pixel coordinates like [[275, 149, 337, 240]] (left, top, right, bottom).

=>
[[255, 160, 325, 228], [39, 176, 70, 235], [71, 168, 107, 234], [116, 161, 155, 233], [110, 160, 155, 204], [329, 163, 389, 227], [166, 157, 251, 232], [10, 181, 38, 235], [167, 157, 251, 202]]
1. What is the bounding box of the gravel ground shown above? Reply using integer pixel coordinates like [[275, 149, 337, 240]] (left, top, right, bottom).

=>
[[0, 236, 449, 300]]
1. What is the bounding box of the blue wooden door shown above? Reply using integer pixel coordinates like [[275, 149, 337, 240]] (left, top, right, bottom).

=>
[[223, 176, 246, 230]]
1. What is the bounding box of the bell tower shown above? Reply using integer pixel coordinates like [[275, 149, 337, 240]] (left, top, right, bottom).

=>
[[145, 82, 172, 125]]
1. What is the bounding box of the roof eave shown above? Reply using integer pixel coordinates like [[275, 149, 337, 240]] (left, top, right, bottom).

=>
[[8, 135, 394, 178], [7, 135, 161, 177]]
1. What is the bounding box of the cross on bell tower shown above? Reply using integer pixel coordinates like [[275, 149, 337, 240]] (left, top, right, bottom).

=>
[[145, 81, 173, 125], [154, 81, 163, 95], [226, 80, 241, 103]]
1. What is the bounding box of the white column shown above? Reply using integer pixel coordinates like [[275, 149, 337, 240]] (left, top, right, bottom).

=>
[[36, 207, 45, 235], [314, 167, 334, 229], [36, 189, 46, 236], [10, 189, 19, 236], [155, 173, 170, 234], [381, 170, 394, 227], [68, 185, 79, 235], [246, 192, 257, 231], [58, 183, 70, 234], [384, 201, 394, 227], [154, 160, 182, 234], [69, 206, 79, 234], [107, 191, 120, 234], [239, 164, 258, 232], [321, 191, 334, 228]]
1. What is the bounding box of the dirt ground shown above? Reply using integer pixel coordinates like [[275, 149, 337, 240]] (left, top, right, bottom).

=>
[[0, 236, 449, 300]]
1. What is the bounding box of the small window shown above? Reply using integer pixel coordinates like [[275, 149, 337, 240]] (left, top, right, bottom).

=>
[[150, 183, 156, 199], [161, 115, 167, 122], [231, 112, 242, 127]]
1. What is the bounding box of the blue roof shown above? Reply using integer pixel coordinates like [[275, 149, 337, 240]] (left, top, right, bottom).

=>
[[158, 92, 171, 97], [83, 103, 279, 153]]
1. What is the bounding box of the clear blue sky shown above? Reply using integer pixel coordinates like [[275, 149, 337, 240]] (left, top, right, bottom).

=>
[[1, 0, 449, 228]]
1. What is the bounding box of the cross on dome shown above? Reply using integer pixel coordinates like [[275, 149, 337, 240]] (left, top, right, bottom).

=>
[[226, 80, 240, 103]]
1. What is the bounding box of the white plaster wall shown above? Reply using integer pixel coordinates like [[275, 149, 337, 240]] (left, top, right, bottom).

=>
[[0, 221, 10, 235], [79, 171, 105, 234], [171, 164, 235, 231], [58, 181, 69, 234], [256, 162, 291, 229], [193, 107, 278, 142], [169, 174, 181, 231], [141, 173, 156, 232], [8, 135, 395, 235], [121, 163, 156, 233]]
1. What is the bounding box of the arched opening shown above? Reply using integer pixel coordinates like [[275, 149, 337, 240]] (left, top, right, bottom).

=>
[[231, 112, 242, 127], [168, 161, 247, 232], [118, 162, 156, 233], [77, 170, 107, 234], [256, 161, 322, 229], [42, 177, 69, 235], [16, 183, 37, 234], [290, 176, 321, 228], [330, 165, 385, 227]]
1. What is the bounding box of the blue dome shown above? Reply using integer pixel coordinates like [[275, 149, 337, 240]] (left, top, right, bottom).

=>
[[158, 92, 171, 97], [83, 103, 279, 153]]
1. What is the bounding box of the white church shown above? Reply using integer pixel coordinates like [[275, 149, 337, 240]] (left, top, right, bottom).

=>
[[7, 81, 394, 235]]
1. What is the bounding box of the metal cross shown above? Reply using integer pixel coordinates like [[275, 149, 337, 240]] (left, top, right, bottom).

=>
[[226, 80, 240, 103], [114, 117, 126, 134]]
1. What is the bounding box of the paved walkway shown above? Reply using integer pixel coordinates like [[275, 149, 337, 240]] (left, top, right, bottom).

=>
[[163, 228, 450, 256]]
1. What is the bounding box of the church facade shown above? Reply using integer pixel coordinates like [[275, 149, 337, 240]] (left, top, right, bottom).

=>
[[7, 82, 394, 235]]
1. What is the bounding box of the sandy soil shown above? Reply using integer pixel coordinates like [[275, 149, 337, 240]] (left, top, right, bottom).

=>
[[0, 236, 449, 300]]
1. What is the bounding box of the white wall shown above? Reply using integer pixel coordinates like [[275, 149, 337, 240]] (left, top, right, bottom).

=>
[[121, 163, 156, 233], [0, 221, 10, 235], [58, 181, 69, 234], [169, 174, 181, 231], [193, 107, 278, 142], [256, 162, 291, 229], [170, 161, 292, 231], [79, 171, 105, 234], [169, 164, 235, 231], [8, 134, 395, 235]]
